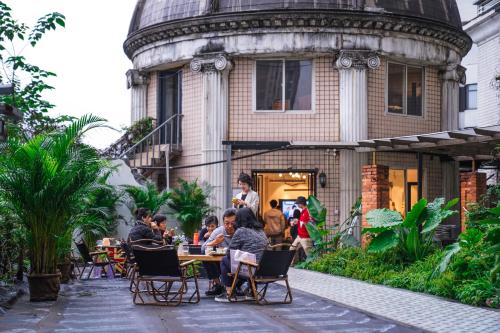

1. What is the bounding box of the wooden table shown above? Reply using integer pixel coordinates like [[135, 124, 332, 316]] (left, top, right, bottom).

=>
[[178, 254, 225, 262]]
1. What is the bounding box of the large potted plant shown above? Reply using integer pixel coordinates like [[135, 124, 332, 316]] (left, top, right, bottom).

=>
[[0, 115, 107, 301], [123, 180, 170, 218], [167, 179, 213, 242]]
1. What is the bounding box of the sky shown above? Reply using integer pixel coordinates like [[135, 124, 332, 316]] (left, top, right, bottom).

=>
[[6, 0, 479, 149]]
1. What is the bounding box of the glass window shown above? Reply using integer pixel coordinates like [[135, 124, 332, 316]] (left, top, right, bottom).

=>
[[407, 67, 423, 116], [387, 63, 404, 114], [466, 84, 477, 110], [158, 70, 182, 144], [256, 59, 312, 111], [285, 60, 312, 110], [387, 63, 424, 116]]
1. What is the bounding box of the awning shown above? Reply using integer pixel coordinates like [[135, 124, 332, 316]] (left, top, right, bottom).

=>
[[356, 125, 500, 161]]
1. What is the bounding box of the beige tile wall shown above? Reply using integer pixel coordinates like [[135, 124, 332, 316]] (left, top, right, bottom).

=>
[[168, 66, 203, 187], [371, 152, 443, 201], [147, 72, 157, 120], [228, 57, 340, 142], [368, 60, 442, 139], [231, 149, 340, 226]]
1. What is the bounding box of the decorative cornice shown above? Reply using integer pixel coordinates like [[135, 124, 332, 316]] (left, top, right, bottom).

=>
[[126, 69, 149, 88], [440, 64, 466, 84], [334, 50, 380, 70], [124, 11, 472, 59], [190, 53, 232, 73]]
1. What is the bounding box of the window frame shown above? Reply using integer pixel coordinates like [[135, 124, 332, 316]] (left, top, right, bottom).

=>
[[465, 83, 477, 110], [252, 58, 315, 114], [385, 61, 425, 118]]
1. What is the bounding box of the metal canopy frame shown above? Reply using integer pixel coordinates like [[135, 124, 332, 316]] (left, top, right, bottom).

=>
[[355, 125, 500, 161]]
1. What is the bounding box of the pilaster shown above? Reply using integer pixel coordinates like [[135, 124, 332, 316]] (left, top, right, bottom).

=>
[[127, 69, 149, 123], [440, 65, 466, 131]]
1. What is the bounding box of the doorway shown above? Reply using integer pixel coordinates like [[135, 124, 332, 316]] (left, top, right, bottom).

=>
[[252, 170, 316, 218], [389, 168, 418, 216], [158, 70, 182, 144]]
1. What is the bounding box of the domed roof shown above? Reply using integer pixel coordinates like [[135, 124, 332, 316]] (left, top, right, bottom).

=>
[[128, 0, 463, 36]]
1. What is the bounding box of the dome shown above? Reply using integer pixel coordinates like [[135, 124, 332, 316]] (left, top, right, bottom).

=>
[[128, 0, 463, 36]]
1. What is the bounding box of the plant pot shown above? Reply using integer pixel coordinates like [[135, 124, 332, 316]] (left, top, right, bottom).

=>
[[28, 273, 61, 302], [57, 262, 72, 284]]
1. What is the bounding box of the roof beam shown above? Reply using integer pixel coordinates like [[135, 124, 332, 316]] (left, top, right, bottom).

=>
[[473, 127, 500, 137], [448, 131, 476, 140]]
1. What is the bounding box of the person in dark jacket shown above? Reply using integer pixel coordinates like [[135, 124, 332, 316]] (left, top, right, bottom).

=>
[[215, 208, 268, 302], [128, 208, 162, 242], [153, 214, 175, 245]]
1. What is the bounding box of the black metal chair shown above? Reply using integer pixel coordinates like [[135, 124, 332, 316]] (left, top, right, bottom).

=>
[[229, 244, 295, 305], [131, 245, 200, 306], [74, 241, 115, 280], [126, 238, 165, 292]]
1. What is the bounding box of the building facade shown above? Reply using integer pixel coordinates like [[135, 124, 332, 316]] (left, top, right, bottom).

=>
[[124, 0, 471, 227]]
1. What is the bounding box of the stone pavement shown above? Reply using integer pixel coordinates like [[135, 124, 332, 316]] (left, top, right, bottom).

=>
[[0, 278, 421, 333], [283, 268, 500, 333]]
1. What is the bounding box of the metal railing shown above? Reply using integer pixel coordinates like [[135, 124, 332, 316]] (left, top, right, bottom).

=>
[[477, 0, 500, 14], [120, 114, 183, 171]]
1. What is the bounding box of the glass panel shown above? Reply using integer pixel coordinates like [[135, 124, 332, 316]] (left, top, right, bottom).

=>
[[407, 169, 418, 183], [466, 84, 477, 109], [389, 169, 406, 215], [256, 60, 283, 110], [407, 67, 423, 116], [285, 60, 312, 110], [387, 63, 405, 114], [159, 71, 181, 144]]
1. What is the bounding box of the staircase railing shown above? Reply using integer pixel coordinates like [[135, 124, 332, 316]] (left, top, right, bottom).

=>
[[120, 114, 183, 170]]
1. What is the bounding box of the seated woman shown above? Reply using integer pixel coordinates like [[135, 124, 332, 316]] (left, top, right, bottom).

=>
[[153, 214, 175, 245], [199, 215, 218, 244], [127, 208, 162, 243], [215, 208, 268, 302]]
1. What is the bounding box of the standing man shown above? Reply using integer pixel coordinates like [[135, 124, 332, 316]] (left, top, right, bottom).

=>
[[264, 199, 286, 248], [290, 196, 312, 262]]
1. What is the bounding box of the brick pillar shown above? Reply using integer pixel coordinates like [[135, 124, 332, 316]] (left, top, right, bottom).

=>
[[460, 172, 487, 232], [361, 165, 390, 247]]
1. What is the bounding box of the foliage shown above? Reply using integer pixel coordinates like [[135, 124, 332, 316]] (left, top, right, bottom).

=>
[[0, 115, 107, 275], [103, 117, 155, 158], [167, 179, 213, 239], [0, 1, 69, 138], [0, 201, 26, 281], [303, 245, 498, 308], [297, 196, 360, 267], [363, 197, 458, 262], [123, 180, 170, 218]]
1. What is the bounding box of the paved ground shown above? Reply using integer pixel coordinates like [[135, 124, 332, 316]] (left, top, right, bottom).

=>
[[0, 278, 421, 333], [284, 268, 500, 333]]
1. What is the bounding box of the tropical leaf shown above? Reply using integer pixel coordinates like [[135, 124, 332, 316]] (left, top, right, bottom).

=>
[[402, 198, 427, 228], [367, 230, 399, 253], [431, 242, 461, 278], [422, 198, 458, 233], [307, 195, 327, 224], [366, 209, 403, 228]]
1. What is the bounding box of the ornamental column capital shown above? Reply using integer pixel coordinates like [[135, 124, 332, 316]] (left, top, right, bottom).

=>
[[126, 69, 149, 89], [190, 53, 233, 74], [333, 50, 380, 70], [440, 64, 466, 84]]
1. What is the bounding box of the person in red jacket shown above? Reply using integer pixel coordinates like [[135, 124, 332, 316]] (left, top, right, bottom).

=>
[[290, 196, 313, 262]]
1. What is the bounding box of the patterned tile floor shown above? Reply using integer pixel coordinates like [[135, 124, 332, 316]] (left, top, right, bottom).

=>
[[283, 268, 500, 333], [0, 277, 421, 333]]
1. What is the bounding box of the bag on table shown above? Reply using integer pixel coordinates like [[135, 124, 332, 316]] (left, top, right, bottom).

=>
[[230, 249, 256, 278]]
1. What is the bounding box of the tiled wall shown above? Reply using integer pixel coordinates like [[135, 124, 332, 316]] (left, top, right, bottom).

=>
[[168, 66, 203, 186], [231, 149, 340, 226], [146, 72, 157, 120], [228, 57, 340, 142], [367, 60, 442, 139], [370, 152, 443, 201]]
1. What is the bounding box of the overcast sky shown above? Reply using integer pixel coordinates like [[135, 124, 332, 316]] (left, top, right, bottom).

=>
[[7, 0, 478, 149]]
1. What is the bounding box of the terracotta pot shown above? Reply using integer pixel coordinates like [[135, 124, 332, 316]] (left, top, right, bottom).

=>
[[57, 262, 72, 284], [28, 273, 61, 302]]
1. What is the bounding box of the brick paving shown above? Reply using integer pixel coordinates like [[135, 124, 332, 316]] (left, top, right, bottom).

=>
[[0, 278, 421, 333], [283, 268, 500, 333]]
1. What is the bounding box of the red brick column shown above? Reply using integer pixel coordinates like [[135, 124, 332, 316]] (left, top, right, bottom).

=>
[[460, 172, 487, 232], [361, 165, 390, 247]]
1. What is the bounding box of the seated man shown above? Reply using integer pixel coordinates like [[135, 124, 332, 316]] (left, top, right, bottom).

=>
[[201, 209, 237, 296], [128, 208, 162, 243], [153, 214, 175, 245]]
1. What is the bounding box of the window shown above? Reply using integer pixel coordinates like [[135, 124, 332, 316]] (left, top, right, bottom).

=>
[[466, 84, 477, 110], [158, 70, 182, 144], [387, 63, 424, 116], [255, 59, 312, 111]]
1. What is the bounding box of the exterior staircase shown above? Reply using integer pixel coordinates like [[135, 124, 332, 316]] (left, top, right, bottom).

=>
[[120, 114, 183, 186]]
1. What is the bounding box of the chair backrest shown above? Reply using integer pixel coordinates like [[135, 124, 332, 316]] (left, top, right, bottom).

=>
[[75, 241, 93, 263], [254, 249, 296, 278], [120, 241, 133, 259], [132, 245, 181, 277]]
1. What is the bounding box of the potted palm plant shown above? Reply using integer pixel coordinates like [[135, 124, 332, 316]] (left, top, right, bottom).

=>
[[122, 180, 170, 217], [167, 179, 213, 242], [0, 115, 107, 301]]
